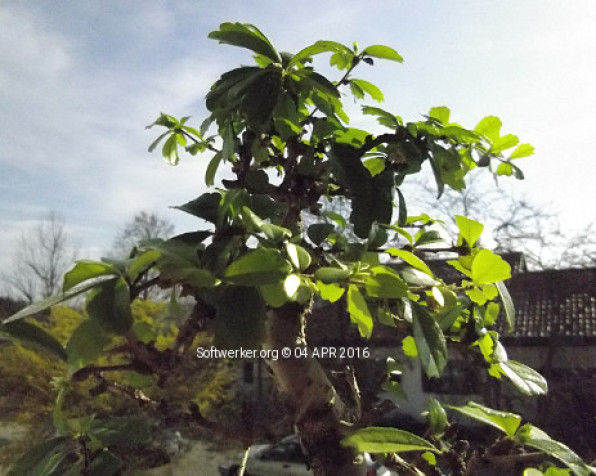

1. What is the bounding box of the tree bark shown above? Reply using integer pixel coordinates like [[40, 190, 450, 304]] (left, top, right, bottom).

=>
[[263, 303, 366, 476]]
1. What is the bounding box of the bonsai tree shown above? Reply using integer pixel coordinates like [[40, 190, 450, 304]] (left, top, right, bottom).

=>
[[3, 22, 594, 476]]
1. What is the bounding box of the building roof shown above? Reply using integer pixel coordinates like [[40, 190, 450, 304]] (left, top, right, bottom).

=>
[[308, 254, 596, 347], [500, 267, 596, 344]]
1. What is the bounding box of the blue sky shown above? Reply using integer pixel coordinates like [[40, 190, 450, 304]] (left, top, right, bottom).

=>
[[1, 1, 595, 286]]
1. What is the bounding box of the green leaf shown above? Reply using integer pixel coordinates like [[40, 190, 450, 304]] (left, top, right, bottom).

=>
[[0, 320, 67, 361], [362, 106, 401, 129], [214, 286, 266, 349], [347, 285, 374, 338], [127, 249, 161, 283], [365, 266, 408, 299], [446, 401, 521, 438], [428, 154, 445, 198], [285, 243, 312, 271], [161, 133, 179, 165], [316, 281, 345, 303], [491, 133, 519, 154], [147, 131, 169, 153], [174, 192, 221, 224], [412, 304, 447, 378], [208, 22, 280, 62], [363, 157, 386, 177], [475, 115, 502, 142], [427, 397, 449, 437], [322, 211, 347, 227], [7, 436, 72, 476], [499, 360, 548, 396], [446, 259, 472, 278], [429, 106, 450, 125], [362, 45, 404, 63], [261, 274, 301, 307], [516, 424, 592, 476], [89, 417, 152, 447], [402, 335, 418, 357], [497, 161, 514, 176], [290, 40, 353, 67], [496, 281, 515, 332], [66, 319, 111, 372], [400, 268, 439, 287], [223, 248, 292, 285], [455, 215, 484, 247], [239, 69, 283, 128], [242, 206, 291, 241], [510, 143, 535, 159], [414, 230, 442, 248], [351, 79, 384, 102], [307, 223, 335, 245], [85, 277, 133, 335], [315, 267, 350, 284], [297, 69, 340, 98], [471, 249, 511, 284], [396, 188, 407, 227], [342, 427, 436, 454], [153, 240, 218, 288], [205, 152, 223, 186], [386, 248, 434, 277], [2, 281, 104, 324]]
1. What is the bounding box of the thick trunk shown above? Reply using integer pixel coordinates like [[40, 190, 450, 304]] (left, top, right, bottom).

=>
[[263, 304, 366, 476]]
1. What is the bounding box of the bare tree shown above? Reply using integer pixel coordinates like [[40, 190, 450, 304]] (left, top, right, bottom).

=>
[[110, 211, 174, 300], [111, 211, 174, 258], [4, 212, 78, 303], [405, 172, 596, 269]]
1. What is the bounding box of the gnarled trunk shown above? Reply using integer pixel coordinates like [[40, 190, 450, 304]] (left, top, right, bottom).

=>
[[263, 303, 366, 476]]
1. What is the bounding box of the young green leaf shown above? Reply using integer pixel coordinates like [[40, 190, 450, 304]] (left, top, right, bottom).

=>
[[402, 335, 418, 357], [446, 401, 521, 438], [341, 427, 436, 454], [0, 320, 67, 361], [315, 267, 351, 284], [7, 436, 72, 476], [285, 242, 312, 271], [351, 79, 384, 102], [491, 133, 520, 154], [516, 424, 592, 476], [427, 397, 449, 437], [386, 248, 434, 276], [307, 223, 336, 246], [66, 319, 111, 372], [365, 266, 408, 299], [316, 281, 345, 303], [510, 143, 535, 159], [396, 188, 407, 227], [362, 45, 404, 63], [428, 106, 450, 125], [208, 22, 280, 63], [2, 281, 104, 324], [223, 248, 292, 285], [475, 115, 502, 142], [347, 285, 374, 338], [471, 249, 511, 284], [499, 360, 548, 396], [496, 281, 515, 332], [85, 277, 133, 335], [289, 40, 353, 67], [455, 215, 484, 247], [412, 304, 447, 378]]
